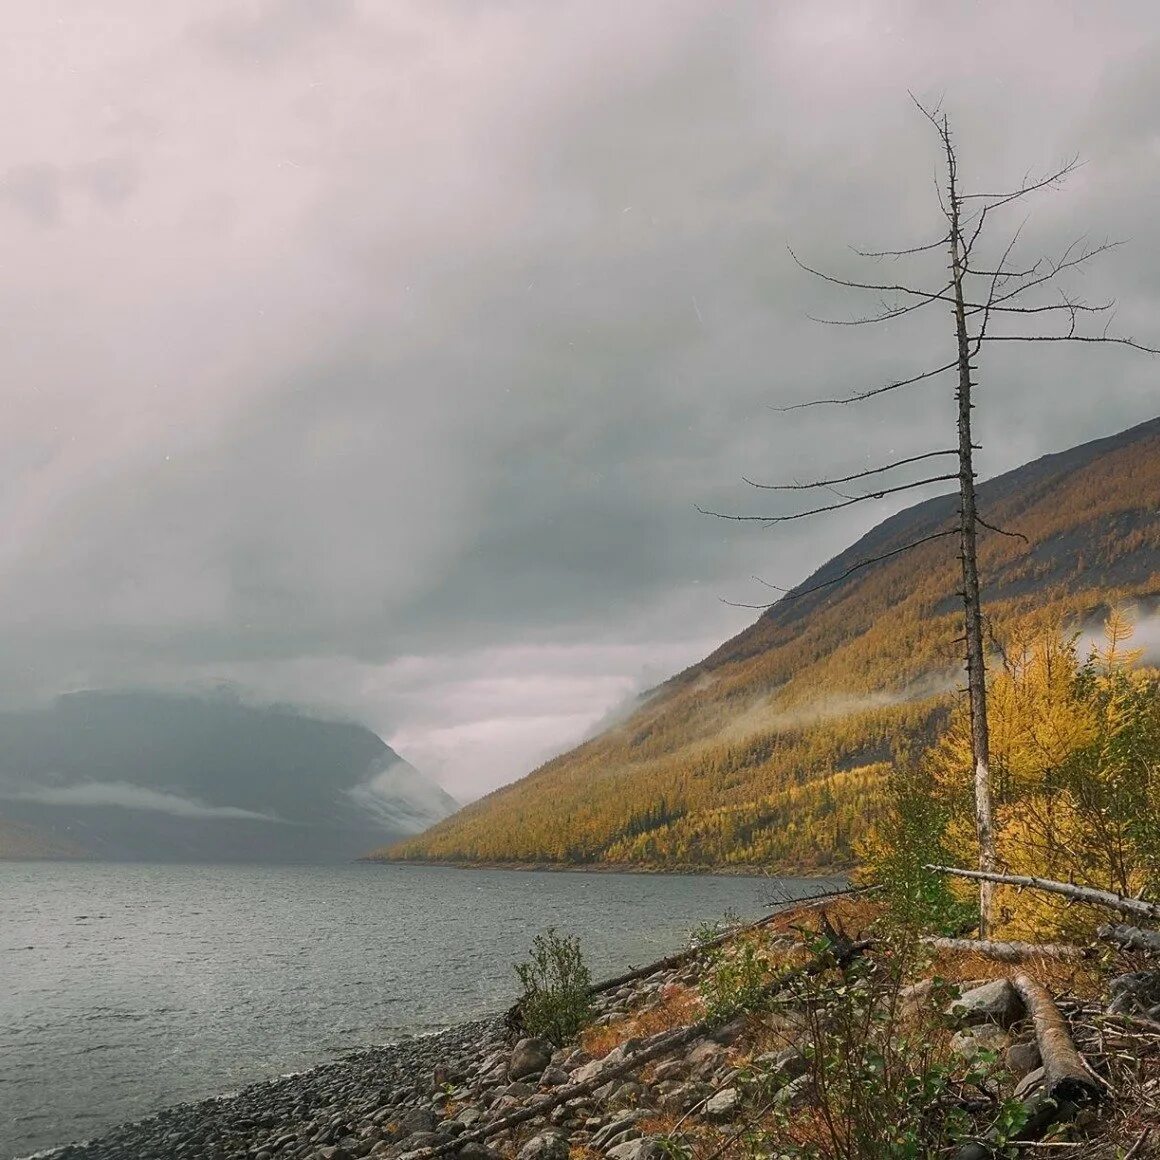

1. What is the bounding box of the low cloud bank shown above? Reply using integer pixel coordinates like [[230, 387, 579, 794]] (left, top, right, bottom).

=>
[[0, 778, 282, 822]]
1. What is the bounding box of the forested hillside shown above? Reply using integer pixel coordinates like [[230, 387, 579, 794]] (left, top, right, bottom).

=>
[[380, 417, 1160, 872]]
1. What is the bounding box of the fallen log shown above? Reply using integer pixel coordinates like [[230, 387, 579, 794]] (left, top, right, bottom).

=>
[[926, 865, 1160, 922], [1012, 973, 1102, 1103], [417, 929, 870, 1160], [589, 883, 873, 993], [1097, 923, 1160, 955], [923, 936, 1090, 963], [954, 973, 1101, 1159]]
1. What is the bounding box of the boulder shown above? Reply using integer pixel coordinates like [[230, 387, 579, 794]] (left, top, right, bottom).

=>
[[510, 1038, 554, 1081], [948, 979, 1024, 1028], [658, 1082, 711, 1114], [704, 1088, 742, 1120], [516, 1130, 570, 1160], [650, 1060, 688, 1084], [457, 1145, 501, 1160], [1109, 971, 1160, 1015], [606, 1140, 665, 1160], [708, 1017, 748, 1046], [592, 1111, 648, 1149], [1005, 1040, 1041, 1078], [950, 1024, 1010, 1058]]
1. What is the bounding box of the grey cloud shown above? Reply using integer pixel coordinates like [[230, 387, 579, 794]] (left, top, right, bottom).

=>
[[0, 779, 282, 822], [1, 1, 1158, 796]]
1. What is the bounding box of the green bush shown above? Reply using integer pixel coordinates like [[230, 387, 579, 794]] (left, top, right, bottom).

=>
[[514, 927, 593, 1045], [866, 760, 975, 936], [699, 937, 775, 1021], [747, 931, 1026, 1159]]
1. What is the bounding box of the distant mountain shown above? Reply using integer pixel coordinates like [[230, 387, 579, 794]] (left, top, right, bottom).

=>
[[0, 691, 457, 862], [0, 816, 91, 860], [383, 416, 1160, 872]]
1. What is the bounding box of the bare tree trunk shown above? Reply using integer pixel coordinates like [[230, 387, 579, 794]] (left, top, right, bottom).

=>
[[943, 119, 996, 936]]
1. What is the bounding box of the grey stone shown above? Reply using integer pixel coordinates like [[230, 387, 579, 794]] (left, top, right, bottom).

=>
[[592, 1111, 647, 1149], [650, 1060, 688, 1084], [658, 1082, 710, 1114], [948, 979, 1025, 1028], [704, 1087, 741, 1120], [1005, 1041, 1041, 1077], [1109, 971, 1160, 1015], [950, 1024, 1010, 1058], [457, 1145, 501, 1160], [709, 1017, 748, 1046], [605, 1137, 665, 1160], [516, 1131, 570, 1160], [1013, 1066, 1046, 1100], [509, 1038, 554, 1081]]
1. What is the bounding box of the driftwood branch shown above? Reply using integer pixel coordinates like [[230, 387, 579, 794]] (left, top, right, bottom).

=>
[[588, 885, 873, 993], [926, 865, 1160, 921], [1097, 924, 1160, 955], [923, 936, 1090, 963]]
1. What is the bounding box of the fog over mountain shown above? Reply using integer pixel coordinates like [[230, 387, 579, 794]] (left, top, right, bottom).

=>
[[2, 3, 1159, 801], [0, 692, 456, 861]]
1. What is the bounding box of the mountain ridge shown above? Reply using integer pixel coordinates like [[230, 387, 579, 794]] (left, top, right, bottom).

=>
[[0, 690, 457, 862], [380, 415, 1160, 871]]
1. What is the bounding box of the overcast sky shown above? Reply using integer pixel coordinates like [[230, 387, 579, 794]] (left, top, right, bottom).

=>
[[2, 1, 1158, 800]]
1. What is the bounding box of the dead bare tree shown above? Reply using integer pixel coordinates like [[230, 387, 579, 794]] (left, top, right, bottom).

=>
[[703, 99, 1157, 936]]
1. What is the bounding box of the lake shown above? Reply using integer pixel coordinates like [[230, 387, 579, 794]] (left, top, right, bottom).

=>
[[0, 861, 840, 1158]]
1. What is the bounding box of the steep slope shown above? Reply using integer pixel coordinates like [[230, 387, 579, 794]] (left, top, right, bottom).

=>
[[0, 692, 457, 862], [382, 416, 1160, 871]]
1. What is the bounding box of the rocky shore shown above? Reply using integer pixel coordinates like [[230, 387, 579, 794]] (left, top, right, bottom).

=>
[[29, 892, 1160, 1160], [33, 957, 718, 1160]]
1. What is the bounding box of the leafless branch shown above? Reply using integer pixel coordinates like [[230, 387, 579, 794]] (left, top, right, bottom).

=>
[[850, 234, 950, 259], [975, 513, 1029, 543], [721, 527, 958, 609], [806, 285, 951, 326], [959, 155, 1082, 205], [772, 359, 958, 412], [698, 473, 958, 525], [982, 238, 1122, 310], [981, 334, 1160, 354], [787, 248, 952, 302], [743, 449, 957, 491]]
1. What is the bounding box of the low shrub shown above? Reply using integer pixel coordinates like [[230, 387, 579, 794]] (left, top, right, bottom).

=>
[[514, 927, 593, 1045]]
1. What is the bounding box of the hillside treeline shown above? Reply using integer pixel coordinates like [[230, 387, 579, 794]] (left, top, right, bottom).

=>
[[381, 420, 1160, 872]]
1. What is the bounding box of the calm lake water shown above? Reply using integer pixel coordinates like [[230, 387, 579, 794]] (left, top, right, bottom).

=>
[[0, 862, 840, 1158]]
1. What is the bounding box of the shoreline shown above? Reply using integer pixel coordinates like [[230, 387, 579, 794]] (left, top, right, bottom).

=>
[[363, 857, 852, 880], [27, 1017, 509, 1160]]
